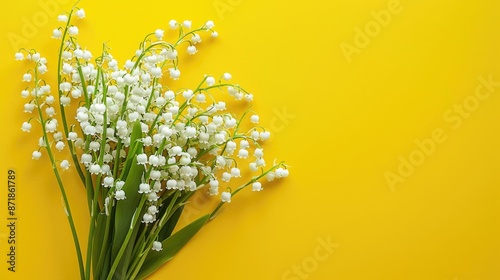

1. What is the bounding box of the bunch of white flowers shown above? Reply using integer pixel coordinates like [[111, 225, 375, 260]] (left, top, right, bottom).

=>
[[16, 4, 287, 280]]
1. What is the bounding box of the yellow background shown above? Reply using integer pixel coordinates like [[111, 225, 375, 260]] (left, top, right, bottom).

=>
[[1, 0, 500, 279]]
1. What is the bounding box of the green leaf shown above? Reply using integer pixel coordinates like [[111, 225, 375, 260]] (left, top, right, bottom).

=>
[[99, 246, 111, 280], [157, 205, 184, 241], [92, 213, 107, 274], [126, 230, 146, 278], [135, 214, 210, 280], [110, 162, 143, 279], [110, 121, 144, 279], [120, 121, 143, 180], [113, 214, 142, 279], [157, 191, 196, 241], [94, 209, 115, 279]]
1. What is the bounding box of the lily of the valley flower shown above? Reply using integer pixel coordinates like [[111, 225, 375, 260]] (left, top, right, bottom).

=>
[[152, 241, 163, 251], [60, 160, 70, 170], [221, 191, 231, 203]]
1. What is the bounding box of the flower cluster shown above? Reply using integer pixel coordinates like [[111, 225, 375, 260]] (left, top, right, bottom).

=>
[[17, 5, 287, 280]]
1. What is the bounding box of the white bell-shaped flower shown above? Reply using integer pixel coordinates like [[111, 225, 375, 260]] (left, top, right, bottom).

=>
[[221, 191, 231, 203], [152, 241, 162, 251], [115, 190, 126, 200]]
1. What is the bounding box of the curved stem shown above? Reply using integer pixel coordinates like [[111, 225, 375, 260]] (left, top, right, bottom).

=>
[[86, 67, 109, 280], [209, 162, 285, 220], [56, 6, 86, 185], [34, 67, 85, 280]]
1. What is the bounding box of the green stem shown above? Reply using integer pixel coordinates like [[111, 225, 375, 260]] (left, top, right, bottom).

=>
[[197, 83, 249, 94], [174, 27, 210, 47], [94, 204, 113, 278], [209, 162, 285, 220], [86, 67, 109, 280], [112, 85, 131, 179], [56, 6, 86, 185], [85, 203, 96, 280], [75, 60, 91, 108], [146, 100, 173, 135], [34, 66, 85, 280], [144, 78, 157, 112], [232, 107, 252, 137]]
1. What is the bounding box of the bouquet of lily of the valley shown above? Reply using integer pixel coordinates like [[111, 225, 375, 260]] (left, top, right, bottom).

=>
[[16, 4, 288, 280]]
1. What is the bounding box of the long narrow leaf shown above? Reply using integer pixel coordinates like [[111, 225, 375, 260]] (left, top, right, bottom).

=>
[[113, 215, 142, 279], [120, 121, 143, 180], [157, 191, 196, 241], [111, 121, 144, 279], [92, 213, 107, 274], [157, 205, 184, 241], [135, 214, 210, 280], [111, 160, 144, 251], [99, 246, 111, 280]]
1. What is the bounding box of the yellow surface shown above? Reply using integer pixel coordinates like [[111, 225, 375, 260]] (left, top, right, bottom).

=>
[[1, 0, 500, 279]]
